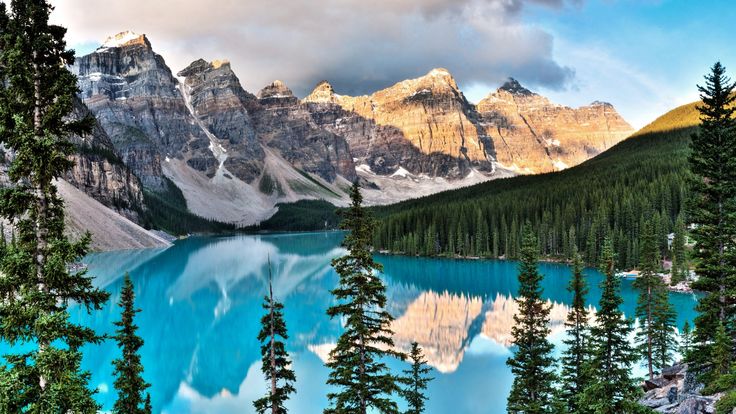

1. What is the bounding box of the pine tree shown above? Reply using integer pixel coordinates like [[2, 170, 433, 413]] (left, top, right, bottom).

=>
[[633, 219, 666, 380], [687, 62, 736, 372], [112, 274, 151, 414], [651, 287, 677, 373], [679, 321, 693, 360], [254, 258, 296, 414], [0, 1, 109, 410], [506, 224, 557, 414], [400, 342, 433, 414], [325, 182, 402, 414], [580, 238, 642, 414], [670, 217, 688, 286], [559, 247, 592, 413]]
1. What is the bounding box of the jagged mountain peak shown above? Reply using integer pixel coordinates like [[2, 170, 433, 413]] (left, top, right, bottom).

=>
[[417, 67, 459, 89], [589, 100, 613, 107], [258, 80, 294, 99], [498, 77, 534, 96], [304, 80, 340, 103], [98, 31, 150, 50], [178, 58, 233, 78]]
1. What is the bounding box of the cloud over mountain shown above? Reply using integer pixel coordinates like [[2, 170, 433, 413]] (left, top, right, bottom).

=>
[[52, 0, 578, 96]]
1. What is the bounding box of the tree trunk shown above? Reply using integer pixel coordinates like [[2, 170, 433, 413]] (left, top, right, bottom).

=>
[[32, 50, 49, 392], [270, 282, 278, 414], [647, 284, 653, 381]]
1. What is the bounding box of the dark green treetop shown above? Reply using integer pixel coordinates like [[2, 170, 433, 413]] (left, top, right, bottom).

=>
[[506, 224, 557, 414], [325, 182, 403, 414], [112, 274, 151, 414]]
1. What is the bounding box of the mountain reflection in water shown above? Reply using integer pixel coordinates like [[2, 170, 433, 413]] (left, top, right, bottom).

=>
[[56, 232, 698, 414]]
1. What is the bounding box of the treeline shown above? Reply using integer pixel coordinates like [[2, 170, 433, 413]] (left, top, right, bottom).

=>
[[245, 199, 340, 232], [139, 177, 237, 235], [505, 62, 736, 414], [372, 127, 693, 269]]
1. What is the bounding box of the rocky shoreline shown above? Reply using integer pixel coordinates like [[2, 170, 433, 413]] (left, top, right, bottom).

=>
[[640, 363, 730, 413]]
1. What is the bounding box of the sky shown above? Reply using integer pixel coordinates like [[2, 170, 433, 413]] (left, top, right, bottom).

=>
[[51, 0, 736, 129]]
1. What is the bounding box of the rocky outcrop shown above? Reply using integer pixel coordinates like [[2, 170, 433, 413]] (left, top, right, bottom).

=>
[[476, 78, 633, 173], [639, 363, 726, 413]]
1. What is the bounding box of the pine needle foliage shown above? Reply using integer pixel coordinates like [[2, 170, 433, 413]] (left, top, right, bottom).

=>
[[325, 183, 403, 414], [400, 342, 433, 414], [254, 259, 297, 414], [111, 274, 151, 414], [0, 1, 109, 410], [687, 61, 736, 380], [559, 247, 592, 414], [506, 224, 557, 414]]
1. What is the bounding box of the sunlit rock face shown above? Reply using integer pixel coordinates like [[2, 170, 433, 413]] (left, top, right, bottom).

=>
[[304, 69, 493, 179], [392, 291, 484, 373], [476, 78, 634, 173]]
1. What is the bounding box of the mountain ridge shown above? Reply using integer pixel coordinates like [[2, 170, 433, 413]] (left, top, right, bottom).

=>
[[66, 31, 634, 235]]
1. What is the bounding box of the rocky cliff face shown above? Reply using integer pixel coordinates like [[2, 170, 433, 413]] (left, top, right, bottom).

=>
[[476, 78, 634, 172], [304, 69, 493, 178], [177, 59, 263, 183], [71, 31, 634, 227], [72, 31, 217, 189], [65, 96, 145, 222]]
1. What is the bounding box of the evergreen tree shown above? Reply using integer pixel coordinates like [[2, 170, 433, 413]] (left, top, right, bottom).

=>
[[679, 321, 693, 360], [0, 1, 109, 410], [254, 258, 297, 414], [651, 287, 677, 373], [325, 183, 402, 414], [400, 342, 433, 414], [580, 238, 642, 414], [670, 217, 688, 285], [559, 247, 592, 413], [633, 219, 666, 380], [112, 274, 151, 414], [687, 62, 736, 371], [506, 224, 557, 414]]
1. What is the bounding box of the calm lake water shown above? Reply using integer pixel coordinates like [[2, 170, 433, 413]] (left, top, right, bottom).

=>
[[66, 232, 698, 414]]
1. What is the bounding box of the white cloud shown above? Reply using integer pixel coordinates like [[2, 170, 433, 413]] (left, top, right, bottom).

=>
[[50, 0, 577, 97]]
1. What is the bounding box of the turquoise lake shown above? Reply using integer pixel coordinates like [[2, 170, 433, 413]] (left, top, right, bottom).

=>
[[66, 232, 698, 413]]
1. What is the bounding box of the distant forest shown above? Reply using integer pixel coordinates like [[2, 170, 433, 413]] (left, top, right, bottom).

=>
[[371, 110, 699, 269]]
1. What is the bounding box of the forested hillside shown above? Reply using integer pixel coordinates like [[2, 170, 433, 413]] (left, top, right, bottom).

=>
[[372, 104, 702, 269]]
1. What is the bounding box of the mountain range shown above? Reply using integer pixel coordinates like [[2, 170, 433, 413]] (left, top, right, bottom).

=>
[[7, 31, 635, 249]]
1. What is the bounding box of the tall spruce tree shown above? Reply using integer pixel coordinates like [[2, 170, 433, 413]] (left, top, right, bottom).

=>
[[0, 0, 109, 411], [112, 274, 151, 414], [670, 217, 688, 286], [687, 62, 736, 372], [400, 342, 433, 414], [580, 238, 642, 414], [559, 247, 592, 413], [633, 219, 666, 380], [651, 287, 677, 373], [325, 182, 402, 414], [506, 224, 557, 414], [254, 258, 296, 414], [679, 321, 693, 360]]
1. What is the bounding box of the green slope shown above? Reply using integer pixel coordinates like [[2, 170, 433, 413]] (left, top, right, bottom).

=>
[[372, 102, 702, 269]]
